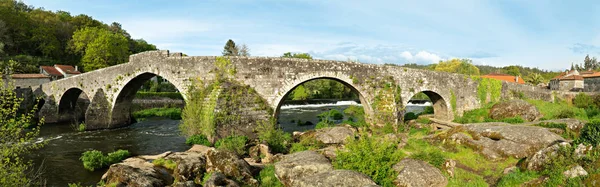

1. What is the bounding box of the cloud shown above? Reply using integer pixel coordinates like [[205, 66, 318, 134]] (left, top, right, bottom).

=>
[[310, 42, 444, 65], [570, 43, 600, 54]]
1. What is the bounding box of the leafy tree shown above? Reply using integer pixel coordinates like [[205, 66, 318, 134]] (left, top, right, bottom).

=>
[[222, 39, 238, 56], [291, 85, 309, 101], [434, 58, 480, 75], [238, 44, 250, 56], [282, 52, 313, 59], [130, 39, 157, 54], [526, 73, 545, 85], [503, 66, 521, 76], [0, 77, 44, 186], [70, 27, 130, 71]]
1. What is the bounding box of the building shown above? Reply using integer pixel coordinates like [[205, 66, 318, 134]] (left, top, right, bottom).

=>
[[550, 69, 592, 91], [5, 74, 51, 89], [40, 64, 81, 80], [581, 71, 600, 92], [481, 73, 525, 84]]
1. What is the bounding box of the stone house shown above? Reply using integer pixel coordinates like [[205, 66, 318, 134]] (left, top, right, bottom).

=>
[[481, 73, 525, 84], [5, 74, 51, 89], [40, 64, 81, 80], [550, 70, 587, 91]]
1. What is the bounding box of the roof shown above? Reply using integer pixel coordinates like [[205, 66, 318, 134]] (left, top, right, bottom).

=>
[[481, 74, 525, 84], [11, 74, 50, 79], [558, 75, 584, 81], [54, 64, 81, 74], [582, 72, 600, 78], [41, 66, 63, 76]]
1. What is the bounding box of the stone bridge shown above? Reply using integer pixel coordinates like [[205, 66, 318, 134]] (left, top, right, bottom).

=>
[[34, 50, 553, 130]]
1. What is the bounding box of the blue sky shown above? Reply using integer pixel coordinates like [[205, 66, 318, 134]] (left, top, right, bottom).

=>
[[23, 0, 600, 70]]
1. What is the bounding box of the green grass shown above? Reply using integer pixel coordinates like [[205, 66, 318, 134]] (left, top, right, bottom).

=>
[[185, 134, 211, 146], [152, 158, 177, 170], [526, 99, 588, 121], [135, 92, 183, 100], [80, 149, 130, 171], [132, 107, 182, 120], [258, 165, 284, 187], [447, 168, 489, 187], [496, 169, 540, 187]]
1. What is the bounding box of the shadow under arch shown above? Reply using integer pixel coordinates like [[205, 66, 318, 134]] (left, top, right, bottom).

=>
[[273, 76, 370, 125], [406, 90, 451, 120], [110, 72, 185, 125], [58, 87, 90, 122]]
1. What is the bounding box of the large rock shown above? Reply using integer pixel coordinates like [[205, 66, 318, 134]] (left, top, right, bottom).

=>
[[447, 124, 565, 159], [521, 142, 571, 171], [524, 118, 587, 133], [315, 126, 356, 144], [274, 151, 334, 186], [563, 165, 588, 179], [205, 149, 258, 186], [165, 151, 207, 183], [203, 172, 240, 187], [489, 99, 542, 121], [101, 157, 171, 186], [393, 158, 447, 187], [293, 170, 378, 187]]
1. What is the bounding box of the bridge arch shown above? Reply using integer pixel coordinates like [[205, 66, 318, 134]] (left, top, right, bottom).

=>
[[273, 74, 373, 124], [110, 71, 186, 125], [58, 87, 90, 122], [405, 89, 451, 120]]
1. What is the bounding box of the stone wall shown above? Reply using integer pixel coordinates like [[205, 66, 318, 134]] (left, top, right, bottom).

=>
[[584, 77, 600, 92], [10, 78, 50, 89]]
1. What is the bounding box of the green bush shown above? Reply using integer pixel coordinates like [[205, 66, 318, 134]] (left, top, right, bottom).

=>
[[586, 107, 600, 119], [576, 120, 600, 146], [496, 169, 540, 187], [344, 106, 366, 127], [258, 165, 284, 187], [186, 134, 211, 146], [527, 100, 588, 121], [256, 120, 292, 154], [318, 109, 344, 121], [132, 107, 182, 120], [80, 149, 130, 171], [574, 93, 593, 108], [404, 112, 418, 121], [135, 92, 183, 100], [315, 121, 334, 129], [289, 135, 324, 153], [422, 106, 434, 114], [500, 116, 525, 124], [411, 150, 446, 168], [152, 158, 177, 170], [215, 135, 248, 156], [453, 107, 490, 124], [334, 133, 405, 186], [557, 108, 576, 119]]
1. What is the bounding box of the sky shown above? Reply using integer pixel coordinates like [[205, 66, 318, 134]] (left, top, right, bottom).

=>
[[23, 0, 600, 71]]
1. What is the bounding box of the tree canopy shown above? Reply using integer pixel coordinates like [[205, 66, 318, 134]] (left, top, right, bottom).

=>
[[433, 58, 480, 76], [70, 27, 130, 71], [282, 52, 313, 59], [222, 39, 250, 56]]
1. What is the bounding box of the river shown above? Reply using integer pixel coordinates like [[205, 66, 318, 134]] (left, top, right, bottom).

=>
[[31, 101, 429, 186]]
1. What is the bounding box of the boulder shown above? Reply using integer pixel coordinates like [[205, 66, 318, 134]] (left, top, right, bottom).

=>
[[187, 144, 214, 155], [393, 158, 447, 187], [274, 151, 334, 186], [203, 172, 240, 187], [574, 143, 594, 159], [205, 149, 258, 186], [524, 118, 586, 132], [249, 144, 274, 163], [489, 99, 542, 121], [165, 151, 207, 183], [521, 142, 571, 171], [293, 170, 378, 187], [315, 126, 355, 144], [101, 157, 171, 186], [317, 146, 338, 160], [447, 124, 565, 159], [172, 181, 200, 187], [563, 165, 588, 179]]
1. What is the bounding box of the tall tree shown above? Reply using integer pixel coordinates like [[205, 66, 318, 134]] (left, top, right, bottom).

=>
[[238, 44, 250, 56], [584, 55, 592, 70], [503, 66, 521, 76], [130, 39, 157, 54], [222, 39, 238, 56], [70, 27, 130, 71]]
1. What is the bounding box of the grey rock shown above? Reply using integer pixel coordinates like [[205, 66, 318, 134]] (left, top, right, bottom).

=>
[[294, 170, 378, 187], [315, 126, 355, 144], [563, 165, 588, 178], [274, 151, 334, 186], [205, 149, 258, 186], [203, 172, 240, 187], [393, 158, 447, 187], [489, 99, 542, 121], [522, 142, 571, 171], [101, 157, 171, 186]]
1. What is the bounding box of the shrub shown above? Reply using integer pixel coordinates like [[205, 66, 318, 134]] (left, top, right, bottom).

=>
[[215, 135, 248, 156], [422, 106, 434, 114], [500, 116, 525, 124], [576, 120, 600, 146], [574, 93, 593, 108], [411, 150, 446, 168], [186, 134, 211, 146], [133, 107, 182, 120], [78, 122, 86, 131], [80, 149, 130, 171], [404, 112, 418, 121], [557, 108, 576, 119], [344, 106, 366, 127], [256, 120, 292, 154], [289, 135, 324, 153], [334, 133, 405, 186], [496, 169, 540, 187], [535, 122, 577, 140], [152, 158, 177, 170], [258, 165, 284, 187], [318, 109, 344, 121], [586, 107, 600, 119], [452, 107, 490, 124], [315, 121, 334, 129]]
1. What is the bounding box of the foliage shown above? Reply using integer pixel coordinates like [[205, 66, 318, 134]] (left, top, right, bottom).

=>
[[202, 172, 213, 186], [287, 79, 358, 101], [222, 39, 237, 56], [290, 85, 309, 101], [80, 149, 130, 171], [343, 105, 366, 127], [258, 165, 284, 187], [434, 58, 480, 76], [152, 158, 177, 170], [416, 117, 431, 124], [453, 106, 491, 124], [503, 65, 521, 76], [500, 116, 525, 124], [527, 99, 588, 121], [289, 135, 324, 153], [135, 91, 183, 100], [215, 135, 248, 156], [0, 79, 44, 186], [78, 122, 86, 131], [70, 27, 130, 71], [256, 120, 292, 154], [411, 150, 446, 168], [185, 134, 212, 146], [179, 78, 219, 140], [576, 120, 600, 146], [535, 122, 578, 140], [573, 93, 593, 109], [404, 112, 418, 121], [282, 52, 313, 59], [132, 107, 182, 120], [496, 169, 540, 187], [334, 133, 405, 186], [450, 89, 457, 113], [318, 109, 344, 121], [525, 73, 545, 85], [315, 121, 334, 129], [422, 106, 434, 114], [477, 77, 502, 104]]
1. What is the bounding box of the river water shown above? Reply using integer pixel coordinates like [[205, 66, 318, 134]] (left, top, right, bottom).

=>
[[32, 101, 429, 186]]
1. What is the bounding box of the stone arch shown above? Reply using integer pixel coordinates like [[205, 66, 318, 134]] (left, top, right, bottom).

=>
[[405, 89, 451, 120], [57, 87, 90, 122], [273, 74, 372, 123], [110, 72, 186, 126]]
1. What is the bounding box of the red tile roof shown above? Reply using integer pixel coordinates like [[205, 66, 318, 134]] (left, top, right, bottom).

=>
[[11, 74, 50, 79], [481, 74, 525, 84], [55, 64, 81, 74], [582, 72, 600, 78], [41, 66, 63, 76], [558, 75, 584, 81]]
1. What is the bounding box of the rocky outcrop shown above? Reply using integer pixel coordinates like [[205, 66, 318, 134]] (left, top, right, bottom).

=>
[[274, 151, 334, 186], [165, 152, 206, 183], [524, 118, 587, 133], [293, 170, 378, 187], [203, 172, 240, 187], [489, 99, 542, 121], [563, 165, 588, 179], [314, 126, 356, 144], [521, 142, 570, 171], [446, 124, 565, 160], [392, 158, 447, 187], [101, 157, 171, 186], [205, 149, 258, 186]]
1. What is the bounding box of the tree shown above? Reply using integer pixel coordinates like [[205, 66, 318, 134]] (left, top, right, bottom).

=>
[[503, 66, 521, 76], [526, 73, 545, 85], [238, 44, 250, 56], [0, 76, 44, 186], [130, 39, 157, 54], [282, 52, 313, 59], [291, 85, 309, 101], [222, 39, 238, 56], [434, 58, 480, 76], [70, 27, 130, 71]]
